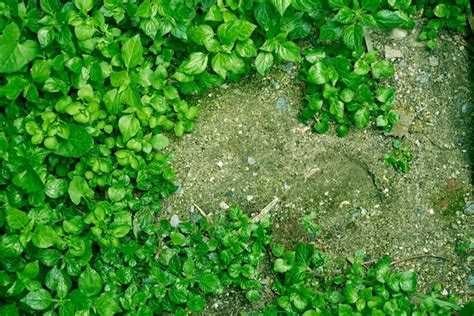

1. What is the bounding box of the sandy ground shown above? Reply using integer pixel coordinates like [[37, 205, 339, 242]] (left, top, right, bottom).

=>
[[162, 27, 474, 312]]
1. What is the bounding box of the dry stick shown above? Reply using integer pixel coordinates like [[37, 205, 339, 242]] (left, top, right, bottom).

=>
[[363, 27, 374, 53], [193, 203, 212, 223], [362, 254, 448, 267], [469, 10, 474, 33], [250, 197, 279, 223]]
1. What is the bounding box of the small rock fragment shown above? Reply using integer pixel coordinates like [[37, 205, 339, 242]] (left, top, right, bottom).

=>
[[464, 201, 474, 215], [246, 195, 254, 202], [468, 275, 474, 286], [219, 201, 230, 209], [217, 161, 224, 168], [170, 214, 181, 227], [415, 74, 429, 84], [428, 56, 439, 67], [282, 62, 294, 72], [272, 81, 281, 90], [461, 103, 470, 113], [276, 96, 289, 110], [283, 181, 290, 191], [391, 28, 408, 40], [247, 156, 256, 165], [384, 46, 403, 59]]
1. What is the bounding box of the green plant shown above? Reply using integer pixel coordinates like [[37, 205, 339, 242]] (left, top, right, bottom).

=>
[[417, 0, 472, 49], [0, 0, 471, 314], [385, 140, 413, 173], [265, 249, 463, 315]]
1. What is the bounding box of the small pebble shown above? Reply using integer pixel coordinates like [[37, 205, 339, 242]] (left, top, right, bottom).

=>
[[217, 161, 224, 168], [428, 56, 439, 67], [219, 201, 230, 209], [464, 201, 474, 215], [468, 275, 474, 287], [246, 195, 254, 202], [272, 81, 281, 90], [247, 156, 256, 165], [276, 96, 289, 110], [384, 46, 403, 59], [461, 103, 470, 113], [282, 62, 294, 72], [170, 214, 181, 227], [415, 75, 429, 84], [391, 28, 408, 40], [283, 181, 290, 191]]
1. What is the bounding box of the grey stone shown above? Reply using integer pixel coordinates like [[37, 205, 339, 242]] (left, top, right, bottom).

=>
[[385, 46, 403, 59], [391, 28, 408, 40], [276, 96, 289, 110], [247, 156, 256, 165], [170, 214, 181, 227], [273, 81, 281, 90], [468, 275, 474, 287], [428, 56, 439, 67], [282, 62, 294, 72], [464, 201, 474, 215], [415, 75, 429, 84], [461, 103, 470, 113]]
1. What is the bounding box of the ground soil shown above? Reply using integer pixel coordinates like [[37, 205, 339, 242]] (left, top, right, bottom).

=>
[[162, 26, 474, 313]]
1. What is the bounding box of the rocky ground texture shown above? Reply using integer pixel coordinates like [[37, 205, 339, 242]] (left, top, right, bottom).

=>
[[162, 26, 474, 313]]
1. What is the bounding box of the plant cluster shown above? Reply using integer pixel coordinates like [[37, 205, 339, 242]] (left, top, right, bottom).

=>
[[384, 139, 413, 173], [416, 0, 472, 49], [264, 249, 464, 315], [0, 0, 471, 314]]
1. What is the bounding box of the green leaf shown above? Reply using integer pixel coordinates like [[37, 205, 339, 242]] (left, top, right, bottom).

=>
[[151, 134, 170, 151], [31, 60, 52, 83], [361, 0, 381, 12], [6, 206, 28, 230], [199, 272, 220, 294], [187, 295, 206, 313], [74, 0, 94, 13], [343, 284, 359, 304], [246, 290, 260, 302], [375, 10, 413, 29], [334, 7, 355, 24], [95, 294, 122, 316], [307, 61, 329, 85], [371, 61, 395, 79], [342, 24, 364, 50], [400, 271, 416, 292], [170, 232, 186, 246], [68, 176, 94, 205], [180, 52, 208, 75], [0, 23, 39, 74], [290, 292, 308, 310], [276, 41, 301, 62], [434, 4, 448, 18], [21, 289, 52, 311], [188, 25, 215, 46], [79, 265, 103, 297], [12, 165, 44, 193], [255, 52, 274, 76], [211, 53, 229, 78], [274, 258, 291, 273], [236, 39, 257, 58], [45, 178, 68, 199], [53, 124, 93, 158], [169, 285, 188, 304], [271, 0, 292, 16], [354, 108, 369, 129], [119, 114, 140, 142], [122, 35, 143, 69], [32, 225, 59, 249], [217, 20, 257, 45]]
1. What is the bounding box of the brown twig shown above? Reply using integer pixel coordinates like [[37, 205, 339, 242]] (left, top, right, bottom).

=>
[[250, 197, 279, 223], [193, 203, 212, 223], [362, 254, 448, 267]]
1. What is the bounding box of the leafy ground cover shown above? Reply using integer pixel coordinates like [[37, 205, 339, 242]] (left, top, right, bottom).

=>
[[0, 0, 472, 314]]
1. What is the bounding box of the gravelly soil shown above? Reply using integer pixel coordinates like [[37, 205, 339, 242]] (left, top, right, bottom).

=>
[[162, 27, 474, 313]]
